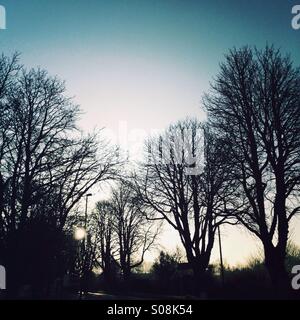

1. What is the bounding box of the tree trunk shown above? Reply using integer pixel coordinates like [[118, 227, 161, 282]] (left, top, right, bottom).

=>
[[191, 254, 211, 296], [264, 177, 290, 292], [123, 266, 131, 281], [264, 244, 289, 292]]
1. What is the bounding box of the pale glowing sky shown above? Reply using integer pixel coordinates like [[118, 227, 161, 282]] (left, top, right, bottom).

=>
[[1, 0, 300, 266]]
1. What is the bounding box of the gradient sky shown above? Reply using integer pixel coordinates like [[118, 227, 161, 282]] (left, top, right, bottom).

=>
[[0, 0, 300, 266]]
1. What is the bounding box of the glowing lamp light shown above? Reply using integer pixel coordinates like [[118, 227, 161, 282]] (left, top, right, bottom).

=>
[[74, 227, 86, 240]]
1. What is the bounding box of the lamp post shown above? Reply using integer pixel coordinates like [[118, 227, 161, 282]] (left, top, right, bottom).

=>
[[84, 193, 92, 243], [79, 193, 92, 299], [218, 225, 225, 287]]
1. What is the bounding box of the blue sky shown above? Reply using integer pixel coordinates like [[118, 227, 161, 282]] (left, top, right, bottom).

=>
[[1, 0, 299, 131], [0, 0, 300, 265]]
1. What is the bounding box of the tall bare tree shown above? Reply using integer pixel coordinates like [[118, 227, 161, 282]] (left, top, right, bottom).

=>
[[0, 53, 120, 296], [1, 67, 119, 231], [135, 119, 234, 285], [0, 53, 21, 241], [204, 46, 300, 288]]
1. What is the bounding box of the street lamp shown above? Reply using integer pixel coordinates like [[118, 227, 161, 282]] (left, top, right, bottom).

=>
[[84, 193, 92, 232], [218, 225, 225, 287], [74, 193, 92, 242], [74, 227, 86, 241], [79, 193, 92, 299]]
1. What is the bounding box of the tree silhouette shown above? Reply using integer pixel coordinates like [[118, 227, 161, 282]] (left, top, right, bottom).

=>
[[111, 180, 159, 280], [204, 45, 300, 289], [91, 201, 119, 288], [0, 53, 120, 297], [135, 119, 235, 288]]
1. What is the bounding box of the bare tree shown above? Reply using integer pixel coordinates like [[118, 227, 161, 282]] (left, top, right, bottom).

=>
[[0, 53, 21, 241], [0, 54, 120, 296], [1, 67, 119, 231], [135, 118, 234, 285], [111, 180, 159, 280], [204, 45, 300, 288], [91, 201, 118, 286]]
